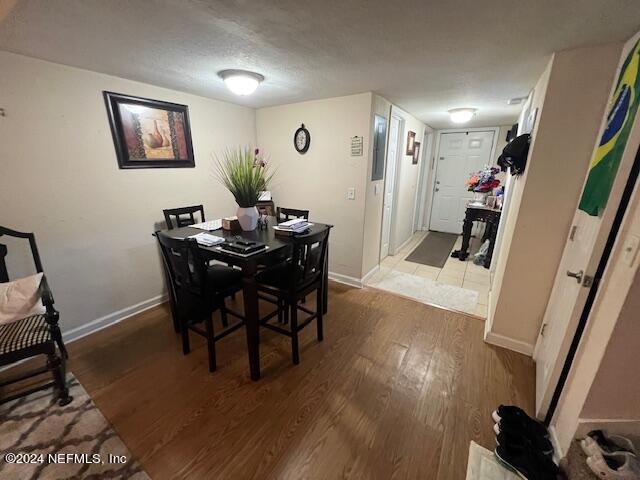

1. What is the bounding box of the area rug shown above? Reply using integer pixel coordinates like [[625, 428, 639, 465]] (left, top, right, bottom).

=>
[[374, 270, 479, 314], [405, 231, 459, 268], [0, 374, 149, 480]]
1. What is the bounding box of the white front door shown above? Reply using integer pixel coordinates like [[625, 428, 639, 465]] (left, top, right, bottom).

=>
[[430, 131, 495, 233], [534, 34, 640, 419], [381, 116, 401, 259]]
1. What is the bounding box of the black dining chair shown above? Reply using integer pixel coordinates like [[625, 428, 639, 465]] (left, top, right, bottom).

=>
[[155, 231, 244, 372], [276, 207, 309, 223], [0, 226, 71, 405], [163, 205, 205, 229], [256, 228, 330, 365]]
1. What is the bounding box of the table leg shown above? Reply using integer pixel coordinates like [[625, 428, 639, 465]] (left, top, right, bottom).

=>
[[241, 265, 261, 381], [323, 242, 329, 314], [459, 212, 473, 261]]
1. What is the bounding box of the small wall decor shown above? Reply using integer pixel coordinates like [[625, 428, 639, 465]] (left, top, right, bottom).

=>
[[103, 91, 195, 169], [412, 141, 421, 165], [406, 130, 416, 155], [350, 136, 363, 156], [294, 123, 311, 153]]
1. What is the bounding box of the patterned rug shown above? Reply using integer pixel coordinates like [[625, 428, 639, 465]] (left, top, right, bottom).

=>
[[0, 374, 149, 480]]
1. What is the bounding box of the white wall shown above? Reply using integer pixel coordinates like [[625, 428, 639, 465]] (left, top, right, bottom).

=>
[[391, 106, 427, 251], [256, 93, 373, 281], [486, 42, 623, 351], [0, 52, 256, 334], [361, 94, 391, 277]]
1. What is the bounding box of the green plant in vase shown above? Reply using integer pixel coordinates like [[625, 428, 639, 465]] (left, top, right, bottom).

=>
[[215, 147, 274, 231]]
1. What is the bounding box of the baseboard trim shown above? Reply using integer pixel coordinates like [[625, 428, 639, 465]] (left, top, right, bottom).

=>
[[328, 271, 363, 288], [576, 419, 640, 438], [391, 236, 414, 256], [63, 294, 168, 344], [484, 331, 534, 356], [360, 265, 380, 285], [548, 425, 564, 463]]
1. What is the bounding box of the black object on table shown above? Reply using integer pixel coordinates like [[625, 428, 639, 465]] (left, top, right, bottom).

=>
[[453, 204, 501, 268], [161, 217, 332, 381]]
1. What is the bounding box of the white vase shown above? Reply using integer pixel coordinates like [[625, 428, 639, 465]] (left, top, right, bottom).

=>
[[472, 191, 489, 205], [236, 206, 259, 231]]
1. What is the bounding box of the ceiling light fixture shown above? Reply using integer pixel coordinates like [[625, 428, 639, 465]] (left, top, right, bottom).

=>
[[508, 97, 527, 105], [448, 108, 477, 124], [218, 69, 264, 96]]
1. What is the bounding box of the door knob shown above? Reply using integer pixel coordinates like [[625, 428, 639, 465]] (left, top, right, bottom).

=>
[[435, 188, 440, 192], [566, 270, 583, 284], [436, 180, 441, 185]]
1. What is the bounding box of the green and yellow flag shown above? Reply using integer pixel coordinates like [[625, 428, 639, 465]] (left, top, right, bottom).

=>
[[579, 39, 640, 216]]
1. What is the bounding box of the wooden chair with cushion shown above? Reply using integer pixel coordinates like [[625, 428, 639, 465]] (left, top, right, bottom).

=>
[[155, 231, 244, 372], [0, 226, 71, 405], [163, 205, 205, 229], [276, 207, 309, 223], [256, 228, 330, 365]]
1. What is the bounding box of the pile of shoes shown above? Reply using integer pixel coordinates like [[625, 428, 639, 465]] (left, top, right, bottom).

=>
[[580, 430, 640, 479], [492, 405, 560, 479]]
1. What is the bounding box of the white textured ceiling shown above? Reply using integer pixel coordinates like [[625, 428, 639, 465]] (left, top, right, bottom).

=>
[[1, 0, 639, 128]]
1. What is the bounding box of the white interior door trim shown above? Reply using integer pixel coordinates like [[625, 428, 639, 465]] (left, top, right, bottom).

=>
[[427, 126, 501, 232], [388, 110, 406, 255]]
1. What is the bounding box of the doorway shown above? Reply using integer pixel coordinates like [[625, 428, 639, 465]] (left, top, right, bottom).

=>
[[380, 114, 403, 260], [430, 130, 496, 233]]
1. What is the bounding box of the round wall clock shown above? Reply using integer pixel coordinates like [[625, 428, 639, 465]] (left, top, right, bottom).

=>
[[294, 123, 311, 154]]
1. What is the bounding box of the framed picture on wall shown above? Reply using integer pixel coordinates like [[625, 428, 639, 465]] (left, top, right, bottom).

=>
[[406, 130, 416, 155], [103, 91, 195, 169], [412, 141, 421, 165]]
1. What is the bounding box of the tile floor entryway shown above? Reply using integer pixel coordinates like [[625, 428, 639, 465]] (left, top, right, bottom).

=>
[[366, 231, 491, 317]]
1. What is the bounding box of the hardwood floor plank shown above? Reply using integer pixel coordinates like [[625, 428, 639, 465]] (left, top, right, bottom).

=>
[[4, 281, 534, 480]]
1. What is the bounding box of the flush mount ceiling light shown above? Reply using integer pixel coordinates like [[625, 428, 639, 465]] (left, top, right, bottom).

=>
[[448, 108, 477, 124], [508, 97, 527, 105], [218, 69, 264, 96]]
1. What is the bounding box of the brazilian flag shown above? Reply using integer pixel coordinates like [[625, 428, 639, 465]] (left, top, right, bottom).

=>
[[579, 38, 640, 216]]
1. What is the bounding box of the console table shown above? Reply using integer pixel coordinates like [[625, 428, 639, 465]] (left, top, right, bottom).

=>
[[454, 203, 501, 268]]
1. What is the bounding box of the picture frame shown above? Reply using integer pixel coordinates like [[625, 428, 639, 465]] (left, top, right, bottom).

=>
[[412, 141, 421, 165], [406, 130, 416, 155], [103, 91, 195, 169]]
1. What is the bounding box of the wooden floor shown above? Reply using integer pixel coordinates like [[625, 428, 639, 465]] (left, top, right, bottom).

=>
[[61, 282, 533, 479]]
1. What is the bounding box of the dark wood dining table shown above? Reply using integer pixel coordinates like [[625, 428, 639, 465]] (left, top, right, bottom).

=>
[[162, 217, 332, 381]]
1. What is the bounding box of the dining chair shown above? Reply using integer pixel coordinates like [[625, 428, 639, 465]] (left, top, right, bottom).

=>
[[163, 205, 205, 230], [276, 207, 309, 223], [155, 231, 244, 372], [0, 226, 71, 405], [255, 228, 330, 365]]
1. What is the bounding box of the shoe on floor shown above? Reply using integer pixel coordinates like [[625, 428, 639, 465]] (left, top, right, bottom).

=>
[[492, 405, 550, 439], [581, 430, 637, 457], [586, 451, 640, 479], [496, 429, 554, 457], [495, 442, 559, 480]]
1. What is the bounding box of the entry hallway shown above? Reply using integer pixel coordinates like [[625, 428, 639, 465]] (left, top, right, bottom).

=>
[[66, 282, 534, 479]]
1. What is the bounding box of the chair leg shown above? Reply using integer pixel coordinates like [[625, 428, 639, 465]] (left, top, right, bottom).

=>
[[48, 353, 72, 406], [205, 316, 217, 372], [220, 299, 229, 327], [291, 304, 299, 365], [51, 323, 69, 359], [284, 301, 290, 324], [316, 287, 324, 342], [181, 319, 190, 355], [277, 298, 284, 323]]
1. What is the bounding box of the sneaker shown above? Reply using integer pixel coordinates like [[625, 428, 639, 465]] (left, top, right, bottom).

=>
[[496, 429, 554, 457], [581, 430, 637, 457], [495, 442, 559, 479], [586, 451, 640, 479], [492, 405, 550, 439]]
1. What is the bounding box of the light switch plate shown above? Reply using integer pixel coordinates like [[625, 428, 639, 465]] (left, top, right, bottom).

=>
[[347, 187, 356, 200]]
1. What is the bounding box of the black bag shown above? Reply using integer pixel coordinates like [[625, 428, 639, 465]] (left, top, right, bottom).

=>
[[497, 133, 530, 175]]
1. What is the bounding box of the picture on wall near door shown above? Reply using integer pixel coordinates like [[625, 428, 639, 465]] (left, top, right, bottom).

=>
[[406, 130, 416, 155], [412, 141, 421, 165], [103, 91, 195, 169]]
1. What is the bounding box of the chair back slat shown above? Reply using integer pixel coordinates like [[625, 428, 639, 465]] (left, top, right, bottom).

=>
[[290, 229, 329, 290], [155, 232, 207, 298], [0, 226, 44, 283], [276, 207, 309, 223], [163, 205, 205, 230]]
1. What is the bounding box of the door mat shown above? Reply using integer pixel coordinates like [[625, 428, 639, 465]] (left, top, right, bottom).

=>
[[405, 231, 458, 268]]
